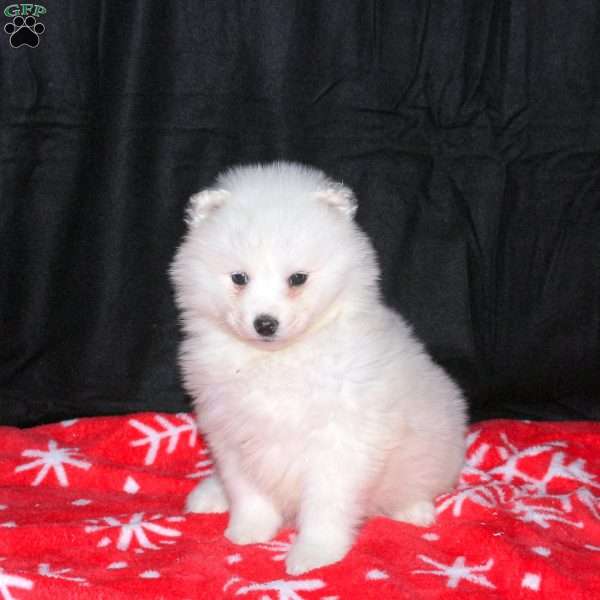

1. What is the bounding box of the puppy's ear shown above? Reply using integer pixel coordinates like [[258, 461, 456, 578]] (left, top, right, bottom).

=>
[[185, 189, 230, 226], [315, 184, 358, 219]]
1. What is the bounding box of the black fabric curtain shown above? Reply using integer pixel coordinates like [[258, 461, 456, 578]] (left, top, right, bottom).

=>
[[1, 1, 599, 426]]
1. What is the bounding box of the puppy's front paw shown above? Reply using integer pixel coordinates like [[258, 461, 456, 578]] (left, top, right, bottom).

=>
[[225, 520, 276, 546], [285, 535, 350, 575], [392, 500, 435, 527], [225, 503, 282, 545], [185, 475, 229, 514]]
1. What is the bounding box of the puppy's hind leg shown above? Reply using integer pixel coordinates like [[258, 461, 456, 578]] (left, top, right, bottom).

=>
[[391, 499, 436, 527], [374, 443, 453, 528]]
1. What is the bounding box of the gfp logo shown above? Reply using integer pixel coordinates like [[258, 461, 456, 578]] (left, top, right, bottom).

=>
[[4, 4, 46, 48]]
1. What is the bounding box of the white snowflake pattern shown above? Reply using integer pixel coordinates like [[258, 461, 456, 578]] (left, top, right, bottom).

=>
[[511, 499, 583, 529], [365, 569, 389, 580], [14, 440, 91, 487], [459, 430, 493, 483], [437, 482, 508, 517], [129, 413, 198, 465], [489, 434, 567, 491], [0, 566, 33, 600], [577, 488, 600, 519], [521, 572, 541, 591], [258, 534, 296, 561], [84, 513, 182, 550], [139, 570, 160, 579], [186, 448, 214, 479], [437, 430, 510, 516], [412, 554, 495, 589], [38, 563, 86, 584], [533, 451, 600, 494], [517, 486, 600, 521], [437, 430, 600, 530], [227, 577, 326, 600]]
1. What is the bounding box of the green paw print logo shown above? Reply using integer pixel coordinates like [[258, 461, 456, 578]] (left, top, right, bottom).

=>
[[3, 3, 46, 48]]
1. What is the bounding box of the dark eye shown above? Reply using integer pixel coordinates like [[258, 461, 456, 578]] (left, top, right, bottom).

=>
[[231, 272, 249, 286], [288, 272, 308, 287]]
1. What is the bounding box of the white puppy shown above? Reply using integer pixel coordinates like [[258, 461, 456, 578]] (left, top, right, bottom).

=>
[[170, 162, 467, 575]]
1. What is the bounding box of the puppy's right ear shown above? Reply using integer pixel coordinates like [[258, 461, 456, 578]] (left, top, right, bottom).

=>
[[185, 189, 230, 227]]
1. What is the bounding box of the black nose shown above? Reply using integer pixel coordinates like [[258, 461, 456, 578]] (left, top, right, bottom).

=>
[[253, 314, 279, 337]]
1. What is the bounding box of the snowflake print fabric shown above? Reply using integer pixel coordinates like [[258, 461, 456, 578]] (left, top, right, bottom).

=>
[[1, 415, 600, 599]]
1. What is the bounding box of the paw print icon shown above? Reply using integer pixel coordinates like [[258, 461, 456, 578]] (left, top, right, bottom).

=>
[[4, 15, 45, 48]]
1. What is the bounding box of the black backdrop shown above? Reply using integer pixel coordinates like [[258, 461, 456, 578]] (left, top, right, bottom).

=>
[[1, 2, 599, 427]]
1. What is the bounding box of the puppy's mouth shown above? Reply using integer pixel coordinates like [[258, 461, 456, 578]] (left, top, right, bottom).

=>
[[248, 333, 292, 351], [254, 335, 284, 347]]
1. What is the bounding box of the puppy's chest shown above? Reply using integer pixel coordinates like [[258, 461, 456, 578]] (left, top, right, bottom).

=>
[[217, 355, 342, 419], [198, 350, 353, 449]]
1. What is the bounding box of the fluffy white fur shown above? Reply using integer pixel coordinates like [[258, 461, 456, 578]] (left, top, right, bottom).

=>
[[170, 162, 467, 575]]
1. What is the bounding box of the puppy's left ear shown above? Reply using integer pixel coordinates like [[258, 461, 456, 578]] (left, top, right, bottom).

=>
[[316, 183, 358, 219]]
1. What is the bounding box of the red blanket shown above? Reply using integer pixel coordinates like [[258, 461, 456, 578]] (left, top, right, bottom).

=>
[[1, 414, 600, 599]]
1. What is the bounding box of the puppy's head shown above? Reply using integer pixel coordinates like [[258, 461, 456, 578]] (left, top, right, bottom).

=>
[[170, 162, 378, 349]]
